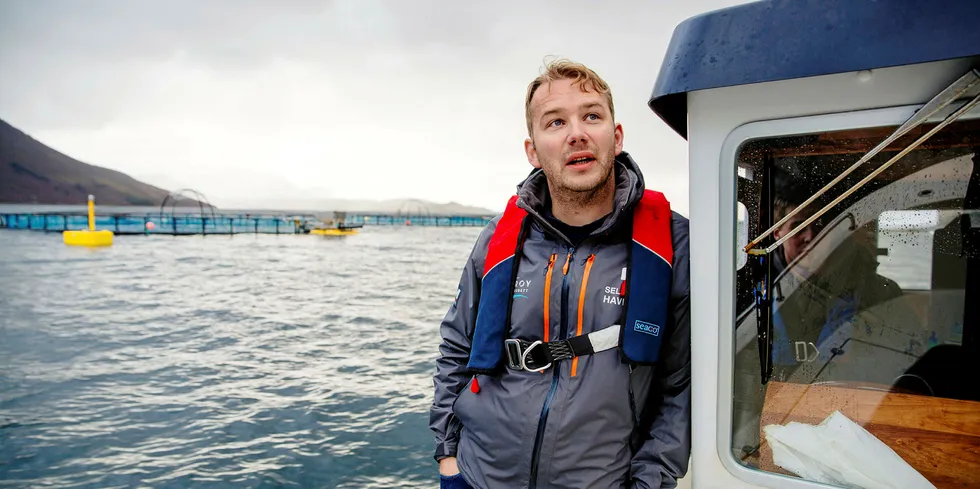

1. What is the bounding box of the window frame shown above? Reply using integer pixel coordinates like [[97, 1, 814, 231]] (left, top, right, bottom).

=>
[[717, 101, 980, 488]]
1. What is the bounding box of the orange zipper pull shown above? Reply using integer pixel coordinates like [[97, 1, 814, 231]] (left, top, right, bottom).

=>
[[562, 252, 572, 275], [471, 376, 480, 393]]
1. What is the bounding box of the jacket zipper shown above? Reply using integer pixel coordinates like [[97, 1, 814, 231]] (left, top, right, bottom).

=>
[[529, 247, 574, 488], [543, 253, 558, 342], [571, 254, 596, 377]]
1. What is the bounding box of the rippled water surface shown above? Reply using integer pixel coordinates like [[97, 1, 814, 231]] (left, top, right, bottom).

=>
[[0, 226, 482, 488]]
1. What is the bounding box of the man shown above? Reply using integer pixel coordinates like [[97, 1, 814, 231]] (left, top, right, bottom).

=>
[[768, 166, 905, 376], [430, 59, 691, 489], [771, 171, 819, 278]]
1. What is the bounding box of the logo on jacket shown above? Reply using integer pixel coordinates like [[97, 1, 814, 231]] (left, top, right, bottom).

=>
[[634, 320, 661, 336], [454, 287, 461, 308], [603, 286, 625, 305], [513, 278, 531, 299], [603, 267, 628, 306]]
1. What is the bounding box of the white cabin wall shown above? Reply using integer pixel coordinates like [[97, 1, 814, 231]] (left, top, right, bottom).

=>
[[683, 57, 977, 489]]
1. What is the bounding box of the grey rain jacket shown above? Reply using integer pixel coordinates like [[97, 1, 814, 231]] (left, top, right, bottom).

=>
[[430, 152, 691, 489]]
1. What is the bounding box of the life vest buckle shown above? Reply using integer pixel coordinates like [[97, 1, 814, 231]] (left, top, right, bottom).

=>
[[504, 339, 552, 372]]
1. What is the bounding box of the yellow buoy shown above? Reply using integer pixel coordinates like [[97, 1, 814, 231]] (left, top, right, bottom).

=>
[[310, 228, 360, 236], [63, 195, 114, 247]]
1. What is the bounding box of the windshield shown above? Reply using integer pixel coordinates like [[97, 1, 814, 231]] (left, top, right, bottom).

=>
[[731, 115, 980, 488]]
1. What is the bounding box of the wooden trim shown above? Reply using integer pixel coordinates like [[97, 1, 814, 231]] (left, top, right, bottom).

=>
[[757, 381, 980, 488]]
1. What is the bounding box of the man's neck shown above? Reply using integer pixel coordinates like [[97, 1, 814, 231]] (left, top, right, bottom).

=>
[[548, 178, 616, 227]]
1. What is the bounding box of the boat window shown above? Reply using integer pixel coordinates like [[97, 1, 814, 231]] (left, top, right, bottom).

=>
[[731, 116, 980, 488]]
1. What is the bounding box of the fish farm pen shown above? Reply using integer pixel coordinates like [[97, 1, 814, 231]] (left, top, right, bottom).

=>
[[0, 211, 494, 235]]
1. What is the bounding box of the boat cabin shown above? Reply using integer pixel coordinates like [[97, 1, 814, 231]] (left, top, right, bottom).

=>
[[649, 1, 980, 487]]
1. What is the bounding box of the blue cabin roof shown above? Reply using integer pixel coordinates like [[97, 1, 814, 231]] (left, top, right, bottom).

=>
[[648, 0, 980, 139]]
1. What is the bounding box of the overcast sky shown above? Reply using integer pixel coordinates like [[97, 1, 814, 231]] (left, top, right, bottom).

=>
[[1, 0, 751, 214]]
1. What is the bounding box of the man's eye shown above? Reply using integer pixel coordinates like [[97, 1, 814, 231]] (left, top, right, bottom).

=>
[[586, 113, 599, 121], [549, 119, 564, 127]]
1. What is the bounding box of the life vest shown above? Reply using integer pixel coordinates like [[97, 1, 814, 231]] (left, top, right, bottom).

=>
[[466, 189, 674, 375]]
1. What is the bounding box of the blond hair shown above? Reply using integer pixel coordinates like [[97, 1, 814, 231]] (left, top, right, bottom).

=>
[[524, 58, 614, 137]]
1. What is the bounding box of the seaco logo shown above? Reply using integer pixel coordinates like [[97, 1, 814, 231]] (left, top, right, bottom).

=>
[[633, 320, 661, 337]]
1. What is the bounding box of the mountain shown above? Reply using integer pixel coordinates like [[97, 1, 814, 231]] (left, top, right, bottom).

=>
[[0, 118, 493, 215], [0, 118, 194, 206], [214, 196, 495, 216]]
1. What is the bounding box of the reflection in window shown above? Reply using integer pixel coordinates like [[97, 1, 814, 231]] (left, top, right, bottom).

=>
[[732, 118, 980, 487]]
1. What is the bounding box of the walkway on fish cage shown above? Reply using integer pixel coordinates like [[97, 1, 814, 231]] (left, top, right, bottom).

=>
[[0, 211, 494, 236]]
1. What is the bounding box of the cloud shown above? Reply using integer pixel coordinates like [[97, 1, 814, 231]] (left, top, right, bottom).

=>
[[0, 0, 751, 214]]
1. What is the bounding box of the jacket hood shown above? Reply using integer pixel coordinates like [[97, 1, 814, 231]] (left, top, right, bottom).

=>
[[514, 151, 647, 239]]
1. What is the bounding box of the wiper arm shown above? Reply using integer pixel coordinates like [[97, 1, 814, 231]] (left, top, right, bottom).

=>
[[744, 69, 980, 256]]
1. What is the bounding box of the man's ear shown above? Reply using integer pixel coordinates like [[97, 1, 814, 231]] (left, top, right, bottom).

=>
[[773, 225, 784, 240], [614, 122, 624, 155], [525, 137, 541, 169]]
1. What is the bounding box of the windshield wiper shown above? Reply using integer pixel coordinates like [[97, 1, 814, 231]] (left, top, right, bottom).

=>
[[746, 68, 980, 385], [745, 68, 980, 256]]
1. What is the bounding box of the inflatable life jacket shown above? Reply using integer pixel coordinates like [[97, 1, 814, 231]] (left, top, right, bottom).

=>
[[466, 189, 674, 376]]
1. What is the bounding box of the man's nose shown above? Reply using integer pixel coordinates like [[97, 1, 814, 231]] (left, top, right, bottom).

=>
[[566, 120, 589, 145], [800, 226, 815, 243]]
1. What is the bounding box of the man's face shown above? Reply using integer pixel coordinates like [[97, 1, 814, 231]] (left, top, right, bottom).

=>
[[524, 78, 623, 195], [774, 208, 816, 264]]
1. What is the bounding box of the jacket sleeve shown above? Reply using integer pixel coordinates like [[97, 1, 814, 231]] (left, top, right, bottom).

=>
[[428, 220, 496, 462], [630, 213, 692, 488]]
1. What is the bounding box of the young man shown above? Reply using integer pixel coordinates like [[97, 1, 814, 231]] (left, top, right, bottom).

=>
[[430, 59, 691, 489], [768, 167, 905, 375], [770, 168, 821, 278]]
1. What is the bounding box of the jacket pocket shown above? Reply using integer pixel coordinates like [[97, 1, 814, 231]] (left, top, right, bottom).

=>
[[452, 372, 543, 487]]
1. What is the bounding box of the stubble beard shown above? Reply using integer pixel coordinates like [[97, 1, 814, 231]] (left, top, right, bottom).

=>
[[546, 147, 617, 210]]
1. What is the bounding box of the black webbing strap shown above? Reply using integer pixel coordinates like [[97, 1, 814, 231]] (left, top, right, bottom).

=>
[[505, 325, 620, 372]]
